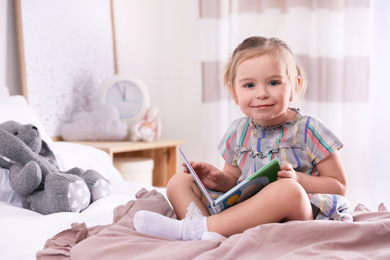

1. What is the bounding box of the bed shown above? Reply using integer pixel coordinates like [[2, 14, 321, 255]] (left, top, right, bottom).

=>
[[1, 92, 390, 259]]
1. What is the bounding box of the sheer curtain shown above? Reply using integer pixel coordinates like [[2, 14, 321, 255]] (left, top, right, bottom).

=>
[[369, 0, 390, 210], [198, 0, 381, 209]]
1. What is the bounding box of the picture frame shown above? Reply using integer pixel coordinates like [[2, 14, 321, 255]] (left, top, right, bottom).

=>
[[14, 0, 118, 139]]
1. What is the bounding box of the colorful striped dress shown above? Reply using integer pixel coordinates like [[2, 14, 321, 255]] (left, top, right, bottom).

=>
[[217, 108, 352, 221]]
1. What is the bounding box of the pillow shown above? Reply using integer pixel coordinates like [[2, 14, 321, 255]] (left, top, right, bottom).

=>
[[51, 141, 123, 183], [0, 95, 52, 144], [0, 168, 22, 207]]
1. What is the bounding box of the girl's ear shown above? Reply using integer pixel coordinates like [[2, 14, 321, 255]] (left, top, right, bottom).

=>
[[297, 76, 301, 88], [290, 76, 301, 101], [228, 82, 239, 104]]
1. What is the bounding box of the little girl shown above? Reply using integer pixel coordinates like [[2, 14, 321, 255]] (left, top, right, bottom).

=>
[[134, 36, 349, 240]]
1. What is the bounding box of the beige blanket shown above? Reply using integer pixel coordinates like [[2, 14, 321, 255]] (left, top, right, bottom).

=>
[[37, 188, 390, 259]]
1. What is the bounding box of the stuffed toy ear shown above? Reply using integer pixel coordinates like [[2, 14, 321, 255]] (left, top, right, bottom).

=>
[[38, 140, 58, 169]]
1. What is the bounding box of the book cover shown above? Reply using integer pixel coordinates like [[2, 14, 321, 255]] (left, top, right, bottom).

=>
[[214, 158, 280, 212]]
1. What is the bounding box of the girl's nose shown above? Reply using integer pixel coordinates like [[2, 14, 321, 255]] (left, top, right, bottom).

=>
[[256, 86, 269, 99]]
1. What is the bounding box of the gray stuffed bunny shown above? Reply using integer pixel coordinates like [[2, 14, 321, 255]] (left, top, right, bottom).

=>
[[0, 120, 112, 215]]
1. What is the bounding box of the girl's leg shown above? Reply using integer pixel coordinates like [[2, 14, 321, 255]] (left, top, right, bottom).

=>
[[166, 171, 211, 218], [208, 178, 313, 237], [133, 172, 211, 240], [134, 178, 313, 240]]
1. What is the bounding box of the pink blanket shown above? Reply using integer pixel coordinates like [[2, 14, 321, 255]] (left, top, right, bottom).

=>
[[37, 188, 390, 259]]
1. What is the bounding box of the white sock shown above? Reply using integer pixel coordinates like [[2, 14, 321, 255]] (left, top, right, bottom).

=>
[[133, 202, 208, 241]]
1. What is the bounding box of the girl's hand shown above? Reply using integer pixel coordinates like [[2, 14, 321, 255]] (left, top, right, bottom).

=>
[[182, 161, 225, 190], [277, 164, 299, 181]]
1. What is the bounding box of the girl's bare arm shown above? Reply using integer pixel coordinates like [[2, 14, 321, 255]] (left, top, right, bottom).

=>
[[279, 150, 348, 196]]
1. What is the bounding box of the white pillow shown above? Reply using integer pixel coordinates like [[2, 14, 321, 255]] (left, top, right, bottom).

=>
[[0, 95, 52, 144], [0, 168, 22, 207], [51, 141, 123, 182]]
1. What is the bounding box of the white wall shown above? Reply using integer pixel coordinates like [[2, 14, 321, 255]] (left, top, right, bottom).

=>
[[113, 0, 204, 159]]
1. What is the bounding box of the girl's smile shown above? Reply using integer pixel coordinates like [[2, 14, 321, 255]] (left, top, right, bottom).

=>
[[251, 104, 274, 110]]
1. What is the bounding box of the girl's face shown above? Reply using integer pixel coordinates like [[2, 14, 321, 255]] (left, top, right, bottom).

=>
[[233, 54, 296, 127]]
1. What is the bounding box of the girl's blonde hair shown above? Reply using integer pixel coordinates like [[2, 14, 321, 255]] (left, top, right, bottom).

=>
[[223, 36, 307, 100]]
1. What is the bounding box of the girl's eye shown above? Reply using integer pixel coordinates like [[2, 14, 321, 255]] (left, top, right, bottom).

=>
[[268, 81, 281, 86], [244, 83, 255, 88]]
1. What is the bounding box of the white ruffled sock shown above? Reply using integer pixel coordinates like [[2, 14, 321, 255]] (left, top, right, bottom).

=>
[[134, 202, 209, 241]]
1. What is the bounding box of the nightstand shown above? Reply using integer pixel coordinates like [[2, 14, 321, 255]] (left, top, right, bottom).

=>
[[73, 139, 185, 187]]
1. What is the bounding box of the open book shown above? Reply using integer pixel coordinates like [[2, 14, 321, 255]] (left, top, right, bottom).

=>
[[178, 148, 280, 215]]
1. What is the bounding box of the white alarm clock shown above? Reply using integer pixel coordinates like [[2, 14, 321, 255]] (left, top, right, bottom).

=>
[[99, 74, 150, 128]]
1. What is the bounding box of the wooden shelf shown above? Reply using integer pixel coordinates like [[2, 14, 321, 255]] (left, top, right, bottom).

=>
[[73, 139, 185, 187]]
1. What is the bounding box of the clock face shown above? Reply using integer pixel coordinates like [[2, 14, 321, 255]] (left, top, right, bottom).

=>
[[105, 80, 144, 119], [100, 75, 150, 127]]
